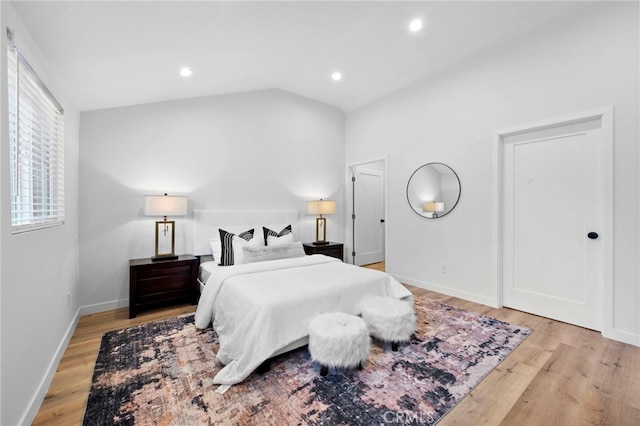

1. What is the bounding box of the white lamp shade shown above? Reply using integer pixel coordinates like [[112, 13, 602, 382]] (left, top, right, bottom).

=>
[[424, 201, 445, 213], [144, 195, 188, 217], [307, 200, 336, 215]]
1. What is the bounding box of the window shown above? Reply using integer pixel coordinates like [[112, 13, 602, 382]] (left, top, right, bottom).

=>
[[8, 30, 64, 233]]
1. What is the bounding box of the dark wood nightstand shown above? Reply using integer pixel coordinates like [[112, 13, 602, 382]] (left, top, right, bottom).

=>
[[129, 255, 199, 318], [303, 242, 344, 261]]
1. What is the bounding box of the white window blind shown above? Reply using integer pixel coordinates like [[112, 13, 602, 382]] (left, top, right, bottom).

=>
[[8, 30, 65, 233]]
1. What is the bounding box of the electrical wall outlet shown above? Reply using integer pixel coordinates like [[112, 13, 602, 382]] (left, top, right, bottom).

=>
[[441, 264, 447, 274], [67, 291, 71, 306]]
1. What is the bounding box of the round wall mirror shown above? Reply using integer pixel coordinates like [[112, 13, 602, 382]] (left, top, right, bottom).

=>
[[406, 162, 461, 218]]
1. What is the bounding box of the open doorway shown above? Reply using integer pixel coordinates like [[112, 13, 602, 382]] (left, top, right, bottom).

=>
[[347, 158, 386, 269]]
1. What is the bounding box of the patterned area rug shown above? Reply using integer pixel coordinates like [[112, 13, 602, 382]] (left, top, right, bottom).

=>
[[83, 296, 530, 425]]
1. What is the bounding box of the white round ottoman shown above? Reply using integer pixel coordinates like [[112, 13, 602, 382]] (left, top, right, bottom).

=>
[[361, 296, 416, 351], [308, 312, 370, 376]]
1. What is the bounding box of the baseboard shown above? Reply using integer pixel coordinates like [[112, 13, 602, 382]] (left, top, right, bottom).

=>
[[609, 328, 640, 347], [393, 274, 496, 308], [19, 308, 81, 425], [79, 298, 129, 316]]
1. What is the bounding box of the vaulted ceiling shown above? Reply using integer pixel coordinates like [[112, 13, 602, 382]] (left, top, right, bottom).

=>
[[11, 1, 591, 112]]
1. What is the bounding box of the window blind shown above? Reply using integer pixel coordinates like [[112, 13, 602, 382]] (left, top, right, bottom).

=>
[[8, 30, 65, 233]]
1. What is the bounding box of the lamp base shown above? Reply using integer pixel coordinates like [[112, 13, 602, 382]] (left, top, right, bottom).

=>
[[312, 241, 330, 246], [152, 254, 179, 262]]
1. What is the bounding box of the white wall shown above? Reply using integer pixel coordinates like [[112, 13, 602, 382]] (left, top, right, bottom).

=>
[[345, 2, 639, 343], [0, 3, 81, 425], [79, 89, 345, 310]]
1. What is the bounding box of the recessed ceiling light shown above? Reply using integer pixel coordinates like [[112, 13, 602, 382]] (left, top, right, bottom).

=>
[[179, 67, 193, 77], [409, 19, 423, 32], [331, 71, 342, 81]]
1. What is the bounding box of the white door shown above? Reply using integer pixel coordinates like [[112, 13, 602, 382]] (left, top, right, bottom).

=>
[[502, 119, 603, 331], [354, 166, 385, 266]]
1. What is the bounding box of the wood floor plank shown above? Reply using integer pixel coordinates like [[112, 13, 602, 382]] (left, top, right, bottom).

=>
[[592, 340, 640, 410], [440, 353, 542, 425], [500, 342, 639, 425]]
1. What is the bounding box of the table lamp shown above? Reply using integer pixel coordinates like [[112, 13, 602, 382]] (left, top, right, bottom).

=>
[[307, 199, 336, 245], [144, 194, 188, 261]]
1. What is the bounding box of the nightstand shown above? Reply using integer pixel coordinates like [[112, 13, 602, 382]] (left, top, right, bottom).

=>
[[129, 255, 199, 318], [303, 242, 344, 261]]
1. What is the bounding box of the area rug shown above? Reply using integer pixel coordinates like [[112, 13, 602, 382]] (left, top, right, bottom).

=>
[[83, 296, 530, 425]]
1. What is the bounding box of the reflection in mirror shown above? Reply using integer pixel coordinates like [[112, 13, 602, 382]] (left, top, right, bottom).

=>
[[406, 163, 461, 218]]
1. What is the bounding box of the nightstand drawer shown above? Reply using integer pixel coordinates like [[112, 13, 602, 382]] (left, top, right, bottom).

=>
[[137, 287, 190, 306], [317, 245, 342, 259], [137, 264, 193, 281], [137, 273, 192, 296]]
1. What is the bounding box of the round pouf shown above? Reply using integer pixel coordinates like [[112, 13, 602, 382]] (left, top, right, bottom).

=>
[[308, 312, 370, 376], [361, 296, 416, 351]]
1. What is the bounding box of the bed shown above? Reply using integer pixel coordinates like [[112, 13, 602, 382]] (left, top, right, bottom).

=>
[[192, 210, 413, 386]]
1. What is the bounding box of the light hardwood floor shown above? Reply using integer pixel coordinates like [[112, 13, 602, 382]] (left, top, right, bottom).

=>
[[361, 261, 386, 272], [34, 267, 639, 425]]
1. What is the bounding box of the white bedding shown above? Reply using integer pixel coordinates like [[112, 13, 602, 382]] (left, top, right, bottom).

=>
[[194, 254, 412, 385]]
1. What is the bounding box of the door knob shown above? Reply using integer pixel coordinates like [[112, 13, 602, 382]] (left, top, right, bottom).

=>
[[587, 232, 599, 240]]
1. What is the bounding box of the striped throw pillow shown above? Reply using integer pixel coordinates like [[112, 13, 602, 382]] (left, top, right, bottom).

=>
[[263, 225, 292, 245], [219, 228, 254, 266]]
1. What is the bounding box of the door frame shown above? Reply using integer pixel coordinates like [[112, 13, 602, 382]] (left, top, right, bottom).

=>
[[346, 156, 388, 266], [492, 106, 613, 338]]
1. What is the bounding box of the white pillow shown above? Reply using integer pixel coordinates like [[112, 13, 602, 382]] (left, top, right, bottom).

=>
[[209, 237, 222, 263], [243, 241, 306, 263], [267, 232, 295, 246], [233, 233, 263, 265]]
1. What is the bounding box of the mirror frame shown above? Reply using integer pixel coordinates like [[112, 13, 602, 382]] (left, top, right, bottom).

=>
[[406, 162, 461, 219]]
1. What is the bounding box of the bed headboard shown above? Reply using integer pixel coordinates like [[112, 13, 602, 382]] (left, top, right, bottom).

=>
[[192, 209, 300, 256]]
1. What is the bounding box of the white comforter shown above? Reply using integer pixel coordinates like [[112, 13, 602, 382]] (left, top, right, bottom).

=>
[[194, 254, 412, 385]]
